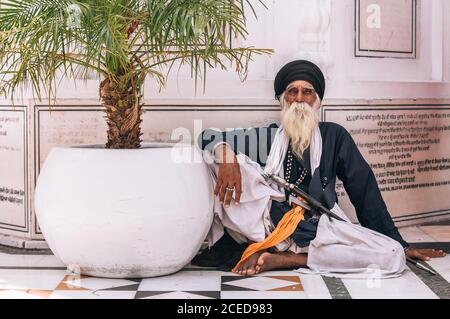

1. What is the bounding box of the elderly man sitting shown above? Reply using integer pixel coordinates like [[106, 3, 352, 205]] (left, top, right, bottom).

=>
[[195, 60, 446, 277]]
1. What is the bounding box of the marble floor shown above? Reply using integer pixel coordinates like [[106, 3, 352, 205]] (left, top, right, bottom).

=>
[[0, 225, 449, 299]]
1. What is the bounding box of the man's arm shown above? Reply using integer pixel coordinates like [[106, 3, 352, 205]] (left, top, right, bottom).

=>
[[198, 123, 278, 208], [335, 127, 409, 248]]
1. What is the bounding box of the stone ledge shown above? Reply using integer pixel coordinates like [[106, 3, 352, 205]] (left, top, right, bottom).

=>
[[0, 234, 49, 251]]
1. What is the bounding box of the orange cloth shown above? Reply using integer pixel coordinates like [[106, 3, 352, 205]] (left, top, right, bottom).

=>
[[233, 198, 306, 270]]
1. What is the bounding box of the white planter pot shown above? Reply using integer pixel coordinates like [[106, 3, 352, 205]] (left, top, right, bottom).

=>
[[34, 144, 214, 278]]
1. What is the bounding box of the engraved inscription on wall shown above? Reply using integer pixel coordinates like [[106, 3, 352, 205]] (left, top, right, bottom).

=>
[[0, 108, 27, 230], [36, 107, 107, 172], [324, 106, 450, 220]]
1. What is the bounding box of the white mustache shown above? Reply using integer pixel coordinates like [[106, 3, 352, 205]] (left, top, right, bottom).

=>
[[283, 102, 311, 120], [292, 103, 306, 111], [290, 101, 313, 112]]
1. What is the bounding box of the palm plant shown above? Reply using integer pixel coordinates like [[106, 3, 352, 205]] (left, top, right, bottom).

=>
[[0, 0, 271, 148]]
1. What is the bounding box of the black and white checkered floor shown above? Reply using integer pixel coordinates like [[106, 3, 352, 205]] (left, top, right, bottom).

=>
[[0, 225, 449, 299]]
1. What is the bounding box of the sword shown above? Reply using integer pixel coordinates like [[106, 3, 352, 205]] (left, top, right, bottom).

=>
[[266, 174, 438, 276], [266, 174, 346, 222], [406, 256, 437, 275]]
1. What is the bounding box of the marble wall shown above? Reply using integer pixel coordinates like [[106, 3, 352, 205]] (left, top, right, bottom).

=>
[[1, 0, 449, 246]]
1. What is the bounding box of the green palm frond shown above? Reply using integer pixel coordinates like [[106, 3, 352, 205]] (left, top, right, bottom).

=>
[[0, 0, 273, 100]]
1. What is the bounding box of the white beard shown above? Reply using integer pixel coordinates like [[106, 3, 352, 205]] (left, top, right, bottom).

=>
[[280, 94, 321, 159]]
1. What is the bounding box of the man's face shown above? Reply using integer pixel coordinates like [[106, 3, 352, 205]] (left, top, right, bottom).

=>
[[283, 80, 318, 107], [280, 80, 320, 159]]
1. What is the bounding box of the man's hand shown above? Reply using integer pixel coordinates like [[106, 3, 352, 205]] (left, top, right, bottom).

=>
[[405, 247, 446, 261], [214, 145, 242, 208]]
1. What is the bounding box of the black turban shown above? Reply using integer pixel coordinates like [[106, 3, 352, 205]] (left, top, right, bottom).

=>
[[274, 60, 325, 101]]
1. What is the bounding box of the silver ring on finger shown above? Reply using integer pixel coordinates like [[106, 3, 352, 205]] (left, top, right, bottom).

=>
[[225, 187, 235, 192]]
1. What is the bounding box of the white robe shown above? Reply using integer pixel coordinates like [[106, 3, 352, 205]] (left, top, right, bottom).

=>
[[201, 126, 406, 279]]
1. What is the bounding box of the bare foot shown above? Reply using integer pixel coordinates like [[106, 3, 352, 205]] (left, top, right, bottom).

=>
[[255, 251, 308, 274], [232, 250, 266, 276], [406, 248, 447, 261]]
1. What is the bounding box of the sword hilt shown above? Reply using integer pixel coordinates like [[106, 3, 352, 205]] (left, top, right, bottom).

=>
[[267, 174, 345, 222]]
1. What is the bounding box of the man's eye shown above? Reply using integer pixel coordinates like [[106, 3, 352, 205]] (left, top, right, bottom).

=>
[[303, 89, 313, 95], [288, 88, 298, 95]]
